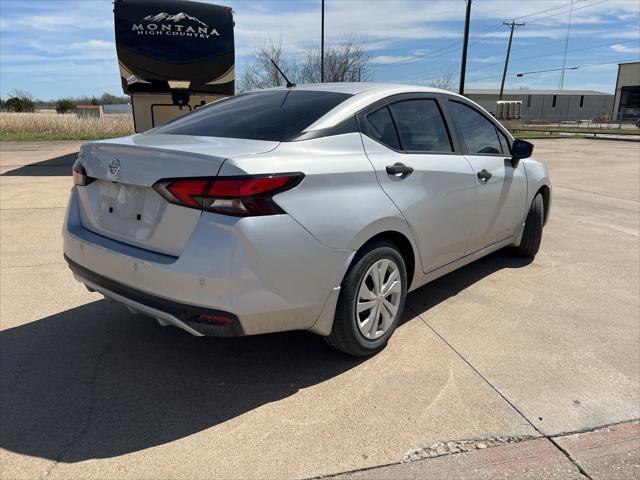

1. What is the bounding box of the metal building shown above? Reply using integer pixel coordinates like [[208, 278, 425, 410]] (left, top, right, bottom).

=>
[[466, 89, 613, 123], [612, 62, 640, 122]]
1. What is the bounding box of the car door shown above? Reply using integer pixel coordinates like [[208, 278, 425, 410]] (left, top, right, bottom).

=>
[[359, 95, 477, 273], [446, 99, 528, 253]]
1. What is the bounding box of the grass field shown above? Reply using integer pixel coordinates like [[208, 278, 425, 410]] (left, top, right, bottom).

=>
[[0, 112, 134, 141], [1, 111, 637, 142]]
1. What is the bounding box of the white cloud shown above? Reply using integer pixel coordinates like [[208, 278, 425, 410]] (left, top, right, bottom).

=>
[[70, 39, 114, 50], [472, 55, 502, 64], [610, 43, 640, 54], [371, 55, 417, 65], [1, 0, 638, 98], [1, 1, 113, 32]]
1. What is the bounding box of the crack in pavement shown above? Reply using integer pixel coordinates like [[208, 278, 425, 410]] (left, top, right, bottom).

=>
[[408, 304, 600, 480], [41, 305, 112, 480], [315, 421, 639, 480], [548, 436, 594, 480], [401, 434, 537, 463], [554, 184, 639, 203]]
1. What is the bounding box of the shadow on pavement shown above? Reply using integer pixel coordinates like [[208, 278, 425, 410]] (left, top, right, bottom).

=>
[[1, 152, 77, 177], [407, 249, 533, 316], [0, 299, 366, 462], [0, 249, 531, 463]]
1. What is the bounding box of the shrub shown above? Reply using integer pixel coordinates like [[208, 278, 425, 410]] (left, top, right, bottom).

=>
[[55, 98, 76, 114], [4, 95, 35, 113]]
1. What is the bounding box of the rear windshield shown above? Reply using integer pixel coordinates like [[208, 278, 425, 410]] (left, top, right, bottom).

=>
[[151, 90, 352, 141]]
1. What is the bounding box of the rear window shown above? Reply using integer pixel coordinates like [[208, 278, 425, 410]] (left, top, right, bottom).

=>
[[151, 90, 352, 141]]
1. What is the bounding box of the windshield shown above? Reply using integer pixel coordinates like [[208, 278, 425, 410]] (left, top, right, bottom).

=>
[[151, 90, 352, 141]]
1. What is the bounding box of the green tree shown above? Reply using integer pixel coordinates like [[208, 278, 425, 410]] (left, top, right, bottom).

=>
[[100, 92, 125, 104], [55, 98, 76, 114]]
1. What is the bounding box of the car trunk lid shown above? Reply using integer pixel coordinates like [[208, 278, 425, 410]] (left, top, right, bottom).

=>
[[75, 134, 279, 256]]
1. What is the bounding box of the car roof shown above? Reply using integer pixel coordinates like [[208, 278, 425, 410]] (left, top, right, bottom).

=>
[[271, 82, 466, 132], [267, 82, 451, 96]]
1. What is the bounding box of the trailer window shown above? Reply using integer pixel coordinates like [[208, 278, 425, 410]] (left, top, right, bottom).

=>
[[151, 90, 352, 141]]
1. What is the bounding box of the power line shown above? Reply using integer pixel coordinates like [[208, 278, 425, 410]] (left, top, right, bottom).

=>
[[473, 0, 610, 40], [515, 58, 637, 76], [465, 38, 639, 76], [523, 0, 609, 25], [371, 23, 504, 68], [373, 1, 584, 68], [476, 0, 596, 25], [415, 8, 633, 84], [514, 0, 590, 22], [472, 1, 503, 18], [372, 0, 611, 69], [464, 58, 637, 84], [559, 0, 575, 89]]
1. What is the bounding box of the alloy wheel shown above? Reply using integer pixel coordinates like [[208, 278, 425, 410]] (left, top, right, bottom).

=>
[[356, 258, 402, 340]]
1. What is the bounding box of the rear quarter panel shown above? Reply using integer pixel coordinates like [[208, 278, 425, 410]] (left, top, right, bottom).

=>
[[219, 132, 421, 272]]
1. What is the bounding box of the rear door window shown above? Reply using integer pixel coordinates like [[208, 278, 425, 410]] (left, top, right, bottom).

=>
[[448, 101, 502, 155], [388, 99, 453, 152], [365, 106, 401, 150], [152, 90, 352, 141]]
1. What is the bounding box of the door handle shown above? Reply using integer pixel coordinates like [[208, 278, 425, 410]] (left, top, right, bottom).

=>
[[477, 169, 492, 182], [386, 163, 414, 176]]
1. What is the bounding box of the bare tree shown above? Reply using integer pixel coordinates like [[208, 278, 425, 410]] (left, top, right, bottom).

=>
[[239, 36, 372, 91], [299, 36, 371, 83], [427, 66, 457, 90], [238, 38, 297, 92]]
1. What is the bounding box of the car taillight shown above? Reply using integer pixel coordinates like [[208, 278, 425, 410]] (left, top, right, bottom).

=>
[[72, 159, 94, 186], [154, 174, 303, 216]]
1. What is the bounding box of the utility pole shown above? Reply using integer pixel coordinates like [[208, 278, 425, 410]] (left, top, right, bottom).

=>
[[459, 0, 472, 96], [499, 21, 525, 100], [320, 0, 325, 83]]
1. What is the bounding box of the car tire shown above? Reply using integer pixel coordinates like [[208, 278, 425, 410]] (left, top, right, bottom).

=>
[[516, 193, 544, 258], [326, 240, 407, 357]]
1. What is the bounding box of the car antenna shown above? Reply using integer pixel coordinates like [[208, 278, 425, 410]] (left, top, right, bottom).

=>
[[270, 59, 296, 88]]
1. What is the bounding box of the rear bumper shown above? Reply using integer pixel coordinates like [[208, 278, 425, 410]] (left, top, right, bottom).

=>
[[63, 188, 353, 336], [66, 255, 245, 337]]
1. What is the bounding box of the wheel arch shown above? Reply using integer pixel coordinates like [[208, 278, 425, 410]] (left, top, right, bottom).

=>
[[309, 225, 420, 337], [537, 184, 551, 226], [350, 230, 417, 290]]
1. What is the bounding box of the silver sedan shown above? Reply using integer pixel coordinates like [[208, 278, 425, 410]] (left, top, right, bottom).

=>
[[63, 83, 552, 356]]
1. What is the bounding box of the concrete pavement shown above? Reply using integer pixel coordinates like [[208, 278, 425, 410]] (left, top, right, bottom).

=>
[[331, 421, 640, 479], [0, 138, 638, 479]]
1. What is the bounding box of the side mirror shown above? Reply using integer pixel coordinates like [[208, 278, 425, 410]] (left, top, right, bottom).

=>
[[511, 139, 534, 166]]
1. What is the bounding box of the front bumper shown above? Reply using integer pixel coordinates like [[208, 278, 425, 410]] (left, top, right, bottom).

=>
[[63, 188, 353, 336]]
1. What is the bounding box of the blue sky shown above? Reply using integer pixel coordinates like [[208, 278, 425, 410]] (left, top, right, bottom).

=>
[[1, 0, 638, 100]]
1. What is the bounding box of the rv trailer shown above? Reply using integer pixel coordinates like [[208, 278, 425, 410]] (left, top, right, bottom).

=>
[[114, 0, 234, 132]]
